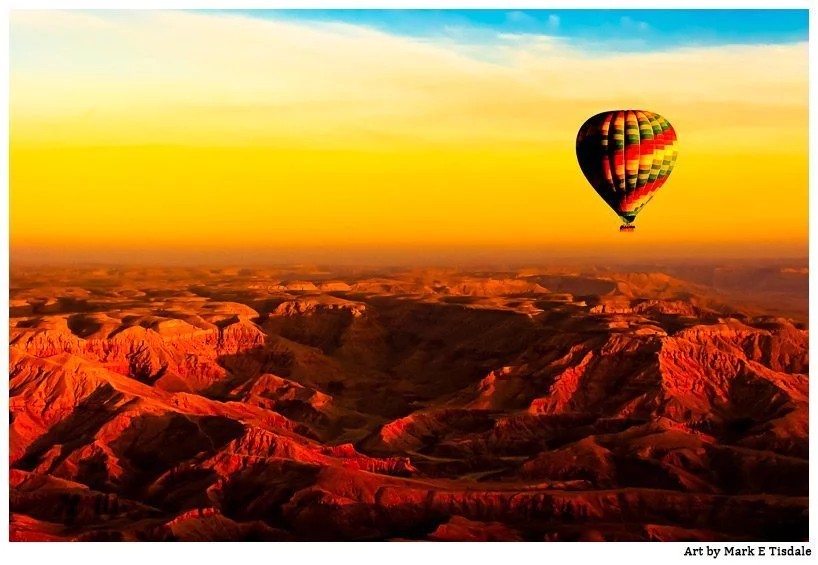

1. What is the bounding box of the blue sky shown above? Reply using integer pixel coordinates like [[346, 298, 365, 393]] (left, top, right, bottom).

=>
[[196, 9, 808, 52]]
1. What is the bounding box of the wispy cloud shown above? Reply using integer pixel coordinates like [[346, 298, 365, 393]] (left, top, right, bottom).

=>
[[620, 15, 649, 32], [10, 10, 807, 152], [503, 11, 559, 33], [505, 10, 536, 26]]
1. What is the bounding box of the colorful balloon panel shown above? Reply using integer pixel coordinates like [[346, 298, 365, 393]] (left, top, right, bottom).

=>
[[576, 110, 678, 226]]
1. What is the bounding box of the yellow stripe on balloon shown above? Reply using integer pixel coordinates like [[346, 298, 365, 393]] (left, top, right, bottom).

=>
[[635, 111, 654, 185]]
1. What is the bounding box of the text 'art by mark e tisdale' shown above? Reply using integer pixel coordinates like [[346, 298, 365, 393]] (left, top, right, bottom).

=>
[[684, 546, 813, 558]]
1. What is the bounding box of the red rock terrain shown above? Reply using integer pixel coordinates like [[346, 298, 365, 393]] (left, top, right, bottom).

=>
[[8, 263, 808, 541]]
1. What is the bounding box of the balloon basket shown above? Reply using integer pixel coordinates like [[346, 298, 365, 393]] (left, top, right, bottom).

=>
[[619, 224, 636, 232]]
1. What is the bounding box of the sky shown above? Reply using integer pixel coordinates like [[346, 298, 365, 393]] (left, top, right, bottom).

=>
[[9, 9, 809, 265]]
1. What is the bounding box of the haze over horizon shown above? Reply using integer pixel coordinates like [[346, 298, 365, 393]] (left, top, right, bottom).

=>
[[9, 242, 810, 268], [10, 9, 808, 263]]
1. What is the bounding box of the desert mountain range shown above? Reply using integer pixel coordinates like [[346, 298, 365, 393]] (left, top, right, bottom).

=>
[[9, 262, 808, 541]]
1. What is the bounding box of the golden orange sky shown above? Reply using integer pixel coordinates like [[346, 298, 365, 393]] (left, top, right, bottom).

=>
[[9, 10, 809, 263]]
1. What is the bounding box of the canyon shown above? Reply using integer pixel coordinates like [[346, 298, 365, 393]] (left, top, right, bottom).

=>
[[8, 261, 809, 541]]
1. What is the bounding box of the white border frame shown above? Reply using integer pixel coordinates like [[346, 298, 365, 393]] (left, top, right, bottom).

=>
[[2, 1, 814, 562]]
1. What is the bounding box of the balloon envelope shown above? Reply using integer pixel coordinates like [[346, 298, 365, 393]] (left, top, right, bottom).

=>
[[576, 110, 678, 229]]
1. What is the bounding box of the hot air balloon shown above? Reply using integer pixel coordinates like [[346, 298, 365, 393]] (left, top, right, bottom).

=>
[[575, 110, 678, 232]]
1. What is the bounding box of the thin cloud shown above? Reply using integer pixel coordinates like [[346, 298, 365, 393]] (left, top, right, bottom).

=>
[[505, 11, 537, 26], [9, 10, 807, 151], [620, 16, 650, 31]]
